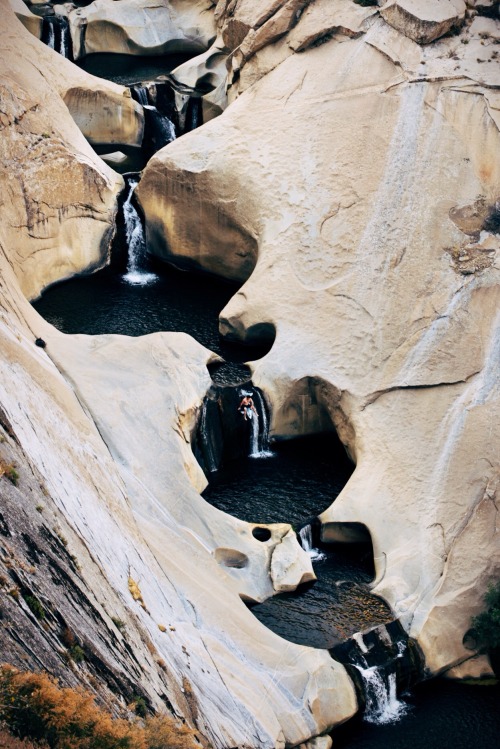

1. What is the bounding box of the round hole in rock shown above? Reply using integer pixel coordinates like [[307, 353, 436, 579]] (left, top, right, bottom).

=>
[[252, 527, 272, 542], [214, 548, 249, 569]]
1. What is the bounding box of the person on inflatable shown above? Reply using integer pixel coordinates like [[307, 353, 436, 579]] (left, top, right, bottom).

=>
[[238, 393, 257, 421]]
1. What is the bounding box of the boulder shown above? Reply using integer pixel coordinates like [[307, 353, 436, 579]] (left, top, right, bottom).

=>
[[0, 5, 125, 300], [69, 0, 217, 58], [287, 0, 378, 53], [170, 40, 229, 120], [63, 87, 144, 148], [8, 0, 42, 37], [380, 0, 467, 44], [270, 528, 316, 592]]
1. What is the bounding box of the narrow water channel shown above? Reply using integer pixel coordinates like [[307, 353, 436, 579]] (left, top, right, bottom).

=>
[[32, 46, 499, 745]]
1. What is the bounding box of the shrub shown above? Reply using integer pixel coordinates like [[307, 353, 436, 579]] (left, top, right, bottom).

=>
[[22, 595, 45, 621], [0, 728, 41, 747], [0, 665, 201, 749], [0, 462, 18, 486], [472, 582, 500, 652]]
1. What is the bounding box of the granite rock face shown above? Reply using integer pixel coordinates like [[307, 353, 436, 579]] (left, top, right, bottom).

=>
[[0, 3, 358, 747], [138, 0, 500, 679], [380, 0, 467, 45]]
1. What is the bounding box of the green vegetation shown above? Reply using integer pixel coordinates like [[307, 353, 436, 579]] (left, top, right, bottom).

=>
[[472, 582, 500, 652], [68, 645, 86, 664], [0, 461, 19, 486], [22, 595, 45, 621], [111, 617, 127, 633], [0, 665, 201, 749]]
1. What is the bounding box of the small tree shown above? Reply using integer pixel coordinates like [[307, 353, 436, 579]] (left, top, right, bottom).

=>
[[472, 582, 500, 652]]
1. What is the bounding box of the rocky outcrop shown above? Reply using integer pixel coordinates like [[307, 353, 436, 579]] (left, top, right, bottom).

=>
[[63, 87, 144, 149], [0, 4, 358, 746], [138, 1, 500, 680], [380, 0, 467, 45], [0, 9, 127, 300], [8, 0, 41, 37], [68, 0, 217, 59]]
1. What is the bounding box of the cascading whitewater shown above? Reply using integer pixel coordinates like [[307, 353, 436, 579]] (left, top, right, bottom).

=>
[[196, 384, 273, 474], [252, 389, 272, 457], [298, 524, 326, 562], [242, 389, 272, 460], [354, 665, 407, 724], [122, 177, 157, 286], [143, 105, 176, 153], [41, 16, 72, 59], [338, 628, 410, 725], [131, 85, 177, 156], [200, 399, 219, 473], [131, 86, 149, 107]]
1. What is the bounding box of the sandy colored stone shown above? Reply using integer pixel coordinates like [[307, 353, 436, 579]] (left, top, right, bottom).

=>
[[8, 0, 41, 36], [270, 528, 317, 592], [298, 737, 333, 749], [140, 18, 500, 679], [43, 331, 316, 604], [63, 87, 144, 148], [238, 0, 310, 61], [380, 0, 467, 44], [287, 0, 378, 52], [69, 0, 216, 58], [469, 14, 500, 39], [217, 0, 289, 49], [170, 40, 229, 119], [444, 654, 495, 680], [0, 6, 125, 300]]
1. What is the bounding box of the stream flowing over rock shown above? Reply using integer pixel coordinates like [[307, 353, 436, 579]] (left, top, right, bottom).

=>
[[1, 0, 500, 747]]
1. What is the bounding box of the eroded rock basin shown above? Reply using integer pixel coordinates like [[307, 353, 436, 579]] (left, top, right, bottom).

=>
[[202, 433, 391, 649]]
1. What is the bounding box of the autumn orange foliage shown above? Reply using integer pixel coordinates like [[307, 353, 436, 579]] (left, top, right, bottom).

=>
[[0, 665, 200, 749]]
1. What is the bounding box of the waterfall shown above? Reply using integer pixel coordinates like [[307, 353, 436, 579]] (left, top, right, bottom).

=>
[[131, 86, 149, 107], [248, 409, 260, 457], [196, 384, 272, 474], [298, 524, 326, 562], [334, 628, 410, 725], [144, 105, 176, 151], [353, 666, 407, 724], [122, 177, 157, 286], [184, 96, 203, 133], [41, 16, 72, 59], [252, 389, 272, 455], [130, 86, 177, 156], [244, 390, 272, 460], [200, 400, 219, 473]]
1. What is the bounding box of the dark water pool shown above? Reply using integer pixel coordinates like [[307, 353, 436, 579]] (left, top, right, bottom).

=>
[[203, 434, 393, 648], [333, 679, 500, 749], [33, 262, 269, 385], [77, 52, 193, 86]]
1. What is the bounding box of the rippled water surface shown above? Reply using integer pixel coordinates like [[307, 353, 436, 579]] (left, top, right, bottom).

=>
[[203, 434, 393, 648], [33, 263, 269, 384], [78, 53, 193, 85]]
